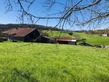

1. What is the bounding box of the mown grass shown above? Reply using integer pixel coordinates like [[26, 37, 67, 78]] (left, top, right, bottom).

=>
[[0, 42, 109, 82]]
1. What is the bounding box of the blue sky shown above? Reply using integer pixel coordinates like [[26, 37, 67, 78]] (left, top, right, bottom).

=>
[[0, 0, 15, 23], [0, 0, 60, 25], [0, 0, 109, 30]]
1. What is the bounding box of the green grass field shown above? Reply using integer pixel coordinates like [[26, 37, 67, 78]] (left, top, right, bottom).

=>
[[0, 42, 109, 82], [42, 30, 109, 45], [73, 32, 109, 46], [42, 30, 74, 37]]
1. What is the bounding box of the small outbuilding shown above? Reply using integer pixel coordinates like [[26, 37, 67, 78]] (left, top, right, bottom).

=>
[[55, 37, 77, 45], [101, 34, 108, 37]]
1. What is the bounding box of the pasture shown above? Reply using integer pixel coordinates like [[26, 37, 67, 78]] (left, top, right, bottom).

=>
[[73, 32, 109, 46], [0, 42, 109, 82], [43, 30, 109, 45]]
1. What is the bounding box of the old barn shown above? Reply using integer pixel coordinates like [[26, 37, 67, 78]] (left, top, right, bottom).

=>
[[1, 27, 54, 43], [2, 28, 41, 42]]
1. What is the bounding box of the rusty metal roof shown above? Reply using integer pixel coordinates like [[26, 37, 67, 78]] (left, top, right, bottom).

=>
[[2, 28, 37, 37], [55, 37, 76, 42]]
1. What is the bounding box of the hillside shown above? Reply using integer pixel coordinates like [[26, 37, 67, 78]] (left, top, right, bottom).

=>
[[1, 24, 109, 46], [42, 30, 73, 37], [0, 24, 64, 31], [73, 32, 109, 45], [42, 30, 109, 45], [0, 42, 109, 82]]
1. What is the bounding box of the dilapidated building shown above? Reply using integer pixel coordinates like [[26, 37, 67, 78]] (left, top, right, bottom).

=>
[[2, 28, 41, 42], [1, 27, 54, 43]]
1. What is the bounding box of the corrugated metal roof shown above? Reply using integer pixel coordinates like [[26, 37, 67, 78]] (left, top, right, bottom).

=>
[[2, 28, 37, 37]]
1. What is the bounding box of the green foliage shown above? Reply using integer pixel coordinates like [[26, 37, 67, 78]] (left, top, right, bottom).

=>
[[0, 42, 109, 82]]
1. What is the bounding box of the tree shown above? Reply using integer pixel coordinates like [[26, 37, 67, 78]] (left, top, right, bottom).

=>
[[5, 0, 109, 30]]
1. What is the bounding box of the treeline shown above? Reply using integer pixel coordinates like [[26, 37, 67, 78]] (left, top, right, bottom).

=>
[[84, 30, 109, 34], [94, 30, 109, 34], [0, 24, 64, 31]]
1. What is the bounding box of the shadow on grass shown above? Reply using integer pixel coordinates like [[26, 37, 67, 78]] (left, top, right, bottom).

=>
[[8, 68, 39, 82]]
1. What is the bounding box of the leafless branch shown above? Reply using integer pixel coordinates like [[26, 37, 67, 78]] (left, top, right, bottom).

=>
[[4, 0, 109, 30]]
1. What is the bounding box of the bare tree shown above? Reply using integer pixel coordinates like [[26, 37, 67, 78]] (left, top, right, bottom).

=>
[[4, 0, 109, 30]]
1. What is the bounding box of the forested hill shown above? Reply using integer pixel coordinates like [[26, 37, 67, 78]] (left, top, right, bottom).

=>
[[0, 24, 64, 31]]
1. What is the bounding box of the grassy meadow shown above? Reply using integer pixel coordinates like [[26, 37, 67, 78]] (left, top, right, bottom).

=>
[[0, 42, 109, 82], [42, 30, 73, 37], [42, 30, 109, 45], [73, 32, 109, 46]]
